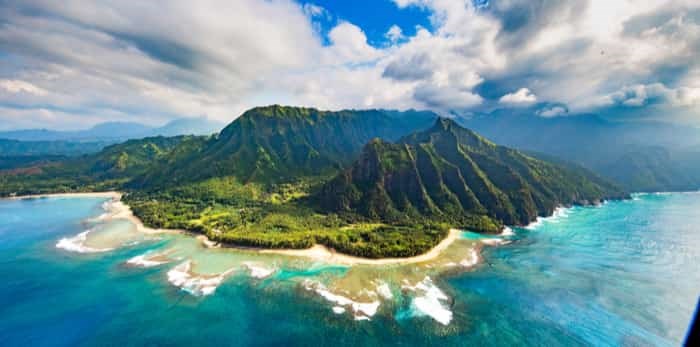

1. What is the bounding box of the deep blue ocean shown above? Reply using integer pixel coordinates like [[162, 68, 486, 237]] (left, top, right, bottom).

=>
[[0, 193, 698, 346]]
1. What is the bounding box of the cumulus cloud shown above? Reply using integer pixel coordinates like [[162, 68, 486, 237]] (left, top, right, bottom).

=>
[[537, 105, 568, 118], [499, 88, 537, 104], [605, 83, 700, 107], [0, 0, 698, 129], [0, 0, 320, 128], [325, 22, 381, 63], [385, 25, 404, 43]]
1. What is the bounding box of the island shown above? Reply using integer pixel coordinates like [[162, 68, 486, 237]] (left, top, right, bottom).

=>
[[0, 105, 627, 258]]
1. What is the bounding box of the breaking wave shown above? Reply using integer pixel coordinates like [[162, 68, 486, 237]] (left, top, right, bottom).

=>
[[302, 279, 381, 321], [402, 276, 453, 326], [167, 260, 234, 296], [56, 229, 114, 253]]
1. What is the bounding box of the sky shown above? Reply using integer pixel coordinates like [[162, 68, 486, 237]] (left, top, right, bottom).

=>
[[0, 0, 699, 130]]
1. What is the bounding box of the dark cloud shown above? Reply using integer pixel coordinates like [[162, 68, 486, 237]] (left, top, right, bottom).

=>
[[108, 32, 200, 71], [382, 52, 434, 81], [487, 0, 589, 49]]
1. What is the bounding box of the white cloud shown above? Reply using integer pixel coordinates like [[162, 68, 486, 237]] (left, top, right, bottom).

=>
[[0, 0, 320, 127], [537, 105, 568, 118], [303, 3, 328, 18], [0, 79, 48, 96], [326, 22, 381, 63], [605, 83, 700, 107], [499, 88, 537, 104], [0, 0, 699, 129], [385, 25, 404, 43]]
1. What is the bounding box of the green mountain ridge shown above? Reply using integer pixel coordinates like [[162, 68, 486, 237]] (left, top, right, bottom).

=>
[[457, 110, 700, 192], [0, 136, 197, 195], [317, 118, 625, 230], [132, 105, 436, 187]]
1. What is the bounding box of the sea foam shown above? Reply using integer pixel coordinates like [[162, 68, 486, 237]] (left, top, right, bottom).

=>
[[167, 261, 233, 296], [56, 229, 114, 253], [481, 238, 511, 246], [127, 252, 169, 267], [525, 206, 571, 230], [460, 248, 479, 267], [500, 226, 515, 236], [243, 262, 276, 279], [375, 281, 393, 300], [303, 279, 381, 321], [402, 277, 453, 326]]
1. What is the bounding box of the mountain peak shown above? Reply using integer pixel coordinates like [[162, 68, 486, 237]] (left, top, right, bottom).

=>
[[241, 105, 321, 120], [433, 117, 459, 131], [159, 106, 436, 185], [317, 116, 625, 229], [399, 116, 491, 149]]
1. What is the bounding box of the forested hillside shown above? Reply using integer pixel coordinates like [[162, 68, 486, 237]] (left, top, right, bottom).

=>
[[317, 118, 625, 230]]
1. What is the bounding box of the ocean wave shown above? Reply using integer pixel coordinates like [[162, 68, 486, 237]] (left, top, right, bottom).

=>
[[56, 230, 114, 253], [525, 206, 572, 230], [402, 276, 452, 326], [85, 200, 116, 222], [242, 262, 276, 279], [167, 261, 233, 296], [303, 279, 381, 321], [481, 238, 511, 246], [126, 252, 170, 267], [460, 248, 480, 267], [375, 281, 393, 300], [500, 226, 515, 236]]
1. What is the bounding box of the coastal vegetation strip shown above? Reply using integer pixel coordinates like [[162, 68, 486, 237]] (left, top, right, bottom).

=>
[[5, 192, 463, 265]]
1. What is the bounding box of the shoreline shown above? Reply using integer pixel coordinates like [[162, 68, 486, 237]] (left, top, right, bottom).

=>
[[5, 191, 465, 266], [259, 228, 463, 266], [4, 191, 185, 235], [5, 191, 123, 200]]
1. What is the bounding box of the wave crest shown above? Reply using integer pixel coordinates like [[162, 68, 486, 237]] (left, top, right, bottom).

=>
[[56, 230, 114, 253], [402, 277, 453, 326], [167, 261, 233, 296]]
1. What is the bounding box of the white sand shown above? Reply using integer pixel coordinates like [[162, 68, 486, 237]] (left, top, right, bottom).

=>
[[261, 229, 463, 266]]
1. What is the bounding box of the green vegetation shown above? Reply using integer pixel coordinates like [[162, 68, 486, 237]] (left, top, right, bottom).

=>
[[316, 118, 627, 229], [123, 176, 447, 258], [132, 105, 436, 187], [0, 135, 198, 196], [0, 106, 626, 258]]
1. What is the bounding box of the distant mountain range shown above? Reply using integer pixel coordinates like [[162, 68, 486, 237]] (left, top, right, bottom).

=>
[[0, 117, 225, 157], [456, 109, 700, 192], [0, 117, 224, 142]]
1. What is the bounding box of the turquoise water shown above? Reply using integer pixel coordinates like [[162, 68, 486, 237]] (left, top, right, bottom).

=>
[[0, 193, 698, 346]]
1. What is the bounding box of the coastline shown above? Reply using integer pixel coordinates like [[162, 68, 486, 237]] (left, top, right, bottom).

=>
[[5, 191, 123, 200], [5, 191, 184, 235], [4, 191, 465, 266], [260, 228, 463, 266]]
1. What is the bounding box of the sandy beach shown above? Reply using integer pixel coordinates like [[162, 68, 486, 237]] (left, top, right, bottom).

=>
[[260, 228, 463, 266], [6, 191, 464, 266]]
